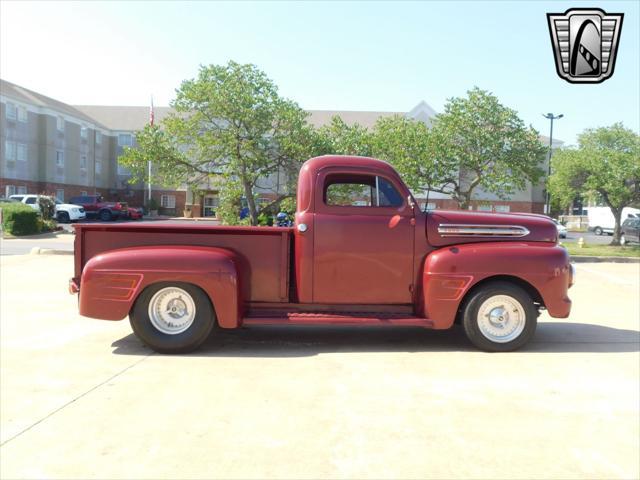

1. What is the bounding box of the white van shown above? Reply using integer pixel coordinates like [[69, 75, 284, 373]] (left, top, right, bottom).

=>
[[587, 206, 640, 235]]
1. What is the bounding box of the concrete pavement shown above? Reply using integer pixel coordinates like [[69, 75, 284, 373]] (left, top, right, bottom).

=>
[[0, 255, 638, 479], [561, 230, 615, 245]]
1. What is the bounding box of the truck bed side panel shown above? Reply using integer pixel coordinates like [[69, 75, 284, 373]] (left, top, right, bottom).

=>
[[77, 224, 291, 303]]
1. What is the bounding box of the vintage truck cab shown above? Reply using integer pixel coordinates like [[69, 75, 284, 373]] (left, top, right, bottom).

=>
[[70, 155, 574, 353]]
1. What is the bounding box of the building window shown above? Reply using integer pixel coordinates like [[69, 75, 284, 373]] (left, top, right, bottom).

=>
[[477, 204, 493, 212], [5, 102, 16, 120], [17, 186, 27, 194], [161, 195, 176, 209], [56, 116, 65, 132], [80, 190, 88, 196], [495, 205, 510, 213], [95, 160, 102, 174], [17, 144, 27, 162], [56, 189, 64, 202], [5, 185, 16, 196], [95, 131, 102, 144], [17, 106, 28, 123], [118, 133, 133, 147], [5, 141, 16, 161], [56, 150, 64, 167], [81, 125, 88, 139], [80, 155, 87, 169], [117, 162, 129, 175]]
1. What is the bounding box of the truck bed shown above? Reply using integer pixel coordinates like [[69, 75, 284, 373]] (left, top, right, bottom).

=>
[[74, 222, 292, 303]]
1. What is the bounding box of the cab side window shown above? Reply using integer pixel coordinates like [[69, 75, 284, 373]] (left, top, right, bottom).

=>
[[324, 174, 403, 208]]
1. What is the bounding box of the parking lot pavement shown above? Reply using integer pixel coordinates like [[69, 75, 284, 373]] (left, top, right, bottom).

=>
[[1, 255, 638, 480], [0, 231, 75, 255], [561, 230, 615, 245]]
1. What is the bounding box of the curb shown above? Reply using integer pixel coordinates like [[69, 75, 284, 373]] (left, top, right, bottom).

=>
[[30, 247, 73, 256], [570, 255, 640, 263]]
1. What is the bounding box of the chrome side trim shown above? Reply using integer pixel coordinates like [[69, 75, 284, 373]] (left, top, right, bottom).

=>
[[437, 224, 530, 237]]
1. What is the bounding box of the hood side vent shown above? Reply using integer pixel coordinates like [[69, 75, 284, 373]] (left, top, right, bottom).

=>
[[437, 224, 530, 238]]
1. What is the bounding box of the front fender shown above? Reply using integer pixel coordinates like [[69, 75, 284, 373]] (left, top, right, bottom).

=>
[[79, 246, 242, 328], [422, 242, 572, 329]]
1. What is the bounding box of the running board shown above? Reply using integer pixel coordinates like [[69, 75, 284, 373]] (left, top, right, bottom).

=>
[[243, 312, 434, 328]]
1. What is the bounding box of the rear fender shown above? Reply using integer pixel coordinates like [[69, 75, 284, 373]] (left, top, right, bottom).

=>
[[79, 246, 242, 328], [422, 242, 572, 329]]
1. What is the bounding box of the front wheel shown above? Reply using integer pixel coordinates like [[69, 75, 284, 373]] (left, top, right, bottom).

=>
[[461, 282, 538, 352], [594, 227, 603, 236], [99, 209, 112, 221], [130, 282, 216, 353], [57, 211, 70, 223]]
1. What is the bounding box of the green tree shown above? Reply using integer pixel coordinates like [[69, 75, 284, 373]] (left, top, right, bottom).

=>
[[317, 116, 374, 156], [549, 123, 640, 245], [426, 87, 546, 208], [372, 115, 442, 197], [120, 62, 316, 226], [118, 124, 189, 190]]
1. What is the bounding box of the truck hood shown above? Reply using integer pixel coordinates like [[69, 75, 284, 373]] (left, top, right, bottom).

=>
[[426, 210, 557, 247]]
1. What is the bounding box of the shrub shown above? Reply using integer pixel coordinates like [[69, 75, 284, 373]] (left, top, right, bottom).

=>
[[0, 202, 40, 235], [37, 195, 56, 221]]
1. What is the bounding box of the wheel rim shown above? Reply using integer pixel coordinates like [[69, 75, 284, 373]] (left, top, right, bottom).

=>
[[477, 294, 526, 343], [148, 287, 196, 335]]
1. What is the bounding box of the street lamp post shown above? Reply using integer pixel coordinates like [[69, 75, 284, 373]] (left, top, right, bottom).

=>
[[543, 113, 563, 215]]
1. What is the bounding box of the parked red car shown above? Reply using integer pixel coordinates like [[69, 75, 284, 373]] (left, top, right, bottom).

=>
[[127, 207, 144, 220], [70, 156, 574, 353], [68, 195, 128, 221]]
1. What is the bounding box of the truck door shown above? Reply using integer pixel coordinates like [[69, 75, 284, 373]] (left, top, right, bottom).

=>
[[312, 170, 415, 304]]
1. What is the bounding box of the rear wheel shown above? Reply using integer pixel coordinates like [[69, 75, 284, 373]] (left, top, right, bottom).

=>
[[57, 211, 70, 223], [99, 209, 112, 221], [130, 282, 216, 353], [461, 281, 538, 352]]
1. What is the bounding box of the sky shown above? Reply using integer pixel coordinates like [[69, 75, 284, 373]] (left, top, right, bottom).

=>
[[1, 0, 638, 145]]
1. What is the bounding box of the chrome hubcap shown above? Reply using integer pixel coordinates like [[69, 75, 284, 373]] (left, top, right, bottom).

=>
[[148, 287, 196, 335], [477, 295, 526, 343]]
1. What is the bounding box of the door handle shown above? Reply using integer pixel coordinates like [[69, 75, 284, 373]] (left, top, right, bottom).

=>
[[297, 223, 308, 233]]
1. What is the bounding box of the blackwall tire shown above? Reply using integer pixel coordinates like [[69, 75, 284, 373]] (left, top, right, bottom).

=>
[[130, 282, 216, 354], [99, 209, 112, 222], [461, 281, 537, 352], [57, 212, 70, 223]]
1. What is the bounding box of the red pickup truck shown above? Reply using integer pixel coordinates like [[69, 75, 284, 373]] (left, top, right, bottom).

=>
[[70, 156, 573, 353], [68, 194, 129, 221]]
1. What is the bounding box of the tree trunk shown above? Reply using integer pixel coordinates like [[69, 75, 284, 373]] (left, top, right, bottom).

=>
[[457, 192, 471, 210], [242, 179, 258, 226], [610, 206, 623, 246]]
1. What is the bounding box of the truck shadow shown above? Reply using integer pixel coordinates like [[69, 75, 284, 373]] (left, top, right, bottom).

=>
[[111, 322, 640, 357]]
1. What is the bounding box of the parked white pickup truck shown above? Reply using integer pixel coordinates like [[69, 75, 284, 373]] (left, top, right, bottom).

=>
[[9, 194, 86, 223]]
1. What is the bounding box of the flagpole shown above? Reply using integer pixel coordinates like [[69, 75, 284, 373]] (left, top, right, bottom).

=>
[[148, 95, 154, 204]]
